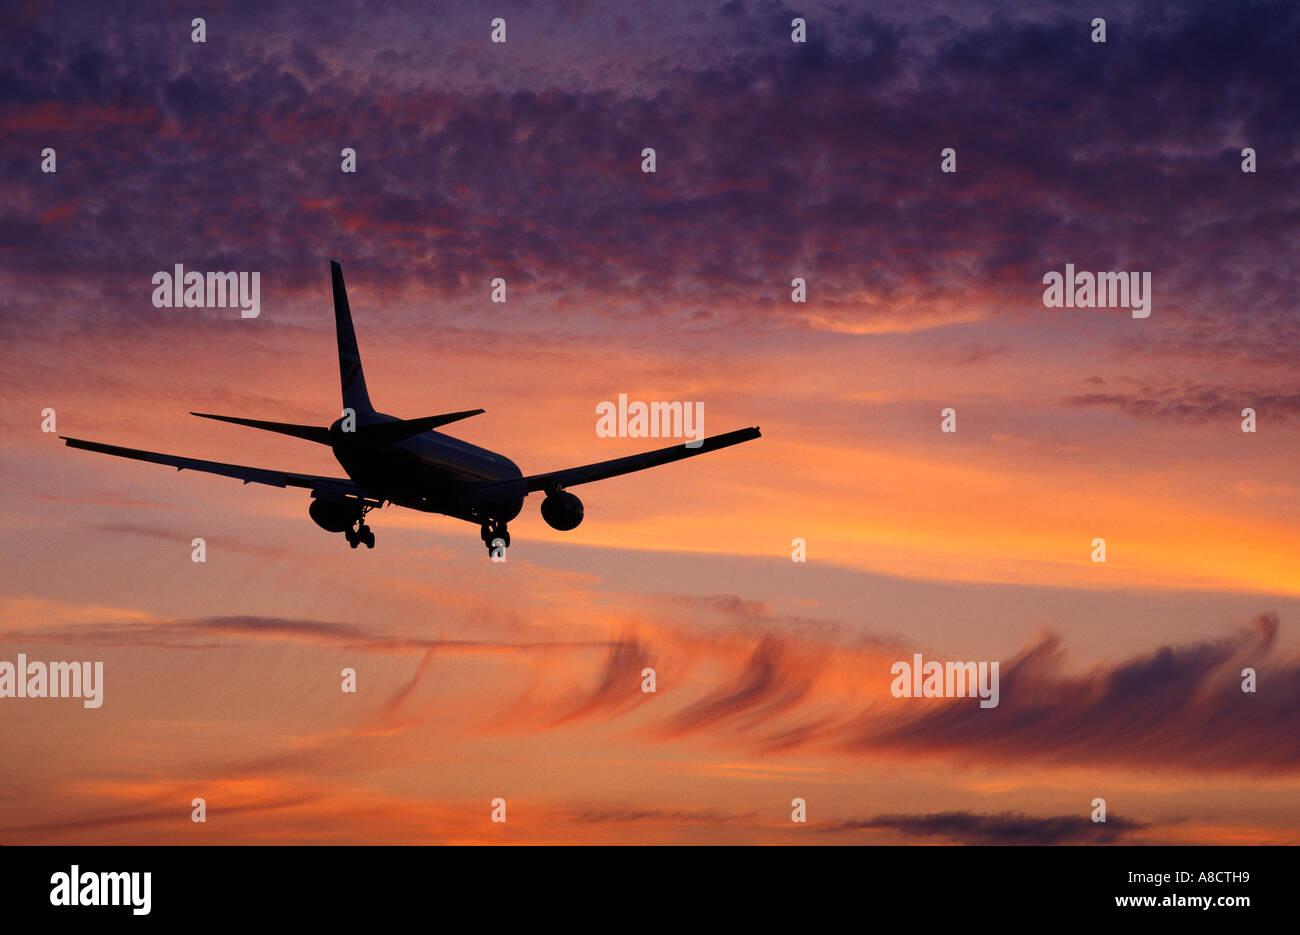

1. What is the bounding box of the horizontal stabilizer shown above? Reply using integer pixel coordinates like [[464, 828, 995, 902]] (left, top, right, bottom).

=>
[[190, 409, 484, 446], [191, 412, 332, 445], [355, 410, 485, 445]]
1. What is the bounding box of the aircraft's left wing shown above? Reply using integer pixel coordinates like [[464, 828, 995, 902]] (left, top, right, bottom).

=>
[[61, 436, 376, 498], [458, 427, 761, 505]]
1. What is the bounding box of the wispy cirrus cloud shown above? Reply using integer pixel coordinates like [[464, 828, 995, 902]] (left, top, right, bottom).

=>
[[845, 613, 1296, 775]]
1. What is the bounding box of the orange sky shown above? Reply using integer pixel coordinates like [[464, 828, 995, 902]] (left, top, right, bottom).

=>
[[2, 275, 1297, 845]]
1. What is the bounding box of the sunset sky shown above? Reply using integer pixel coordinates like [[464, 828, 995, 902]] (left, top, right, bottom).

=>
[[1, 0, 1297, 844]]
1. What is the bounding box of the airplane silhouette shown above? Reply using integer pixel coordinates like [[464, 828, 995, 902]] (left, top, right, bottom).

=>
[[62, 261, 761, 556]]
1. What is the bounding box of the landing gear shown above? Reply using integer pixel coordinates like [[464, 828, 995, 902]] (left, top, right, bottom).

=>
[[346, 506, 376, 550], [480, 519, 510, 555], [346, 524, 375, 549]]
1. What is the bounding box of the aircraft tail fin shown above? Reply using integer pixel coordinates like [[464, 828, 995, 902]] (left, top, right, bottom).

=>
[[331, 260, 375, 417]]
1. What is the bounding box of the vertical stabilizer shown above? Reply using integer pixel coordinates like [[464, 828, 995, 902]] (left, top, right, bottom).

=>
[[330, 260, 375, 416]]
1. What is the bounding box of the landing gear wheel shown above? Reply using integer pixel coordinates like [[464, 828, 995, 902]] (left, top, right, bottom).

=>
[[480, 521, 510, 554], [343, 502, 380, 551]]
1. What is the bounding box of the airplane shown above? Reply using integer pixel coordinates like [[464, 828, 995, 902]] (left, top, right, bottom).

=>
[[62, 261, 761, 557]]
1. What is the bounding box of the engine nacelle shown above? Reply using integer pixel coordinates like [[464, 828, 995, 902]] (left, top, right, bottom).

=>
[[540, 491, 584, 531], [309, 497, 359, 533]]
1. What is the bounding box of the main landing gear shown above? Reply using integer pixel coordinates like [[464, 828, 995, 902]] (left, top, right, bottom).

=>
[[480, 519, 510, 555], [346, 505, 376, 549]]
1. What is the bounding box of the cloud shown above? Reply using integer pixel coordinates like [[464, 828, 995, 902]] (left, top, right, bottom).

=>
[[1065, 384, 1300, 423], [1, 613, 612, 656], [1, 1, 1295, 363], [478, 599, 1300, 779], [1, 792, 318, 838], [570, 807, 751, 825], [5, 596, 1296, 779], [664, 634, 820, 736], [823, 810, 1148, 845], [379, 646, 437, 719], [846, 613, 1297, 775], [505, 604, 1299, 777], [549, 632, 654, 726]]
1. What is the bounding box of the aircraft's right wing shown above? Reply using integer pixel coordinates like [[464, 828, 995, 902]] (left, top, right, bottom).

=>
[[61, 436, 378, 500], [458, 427, 761, 505]]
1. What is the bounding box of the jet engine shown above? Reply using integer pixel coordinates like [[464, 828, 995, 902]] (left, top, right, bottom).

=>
[[540, 491, 584, 531], [309, 497, 359, 533]]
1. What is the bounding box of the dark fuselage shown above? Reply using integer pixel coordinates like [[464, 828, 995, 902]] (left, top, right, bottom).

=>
[[330, 412, 523, 521]]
